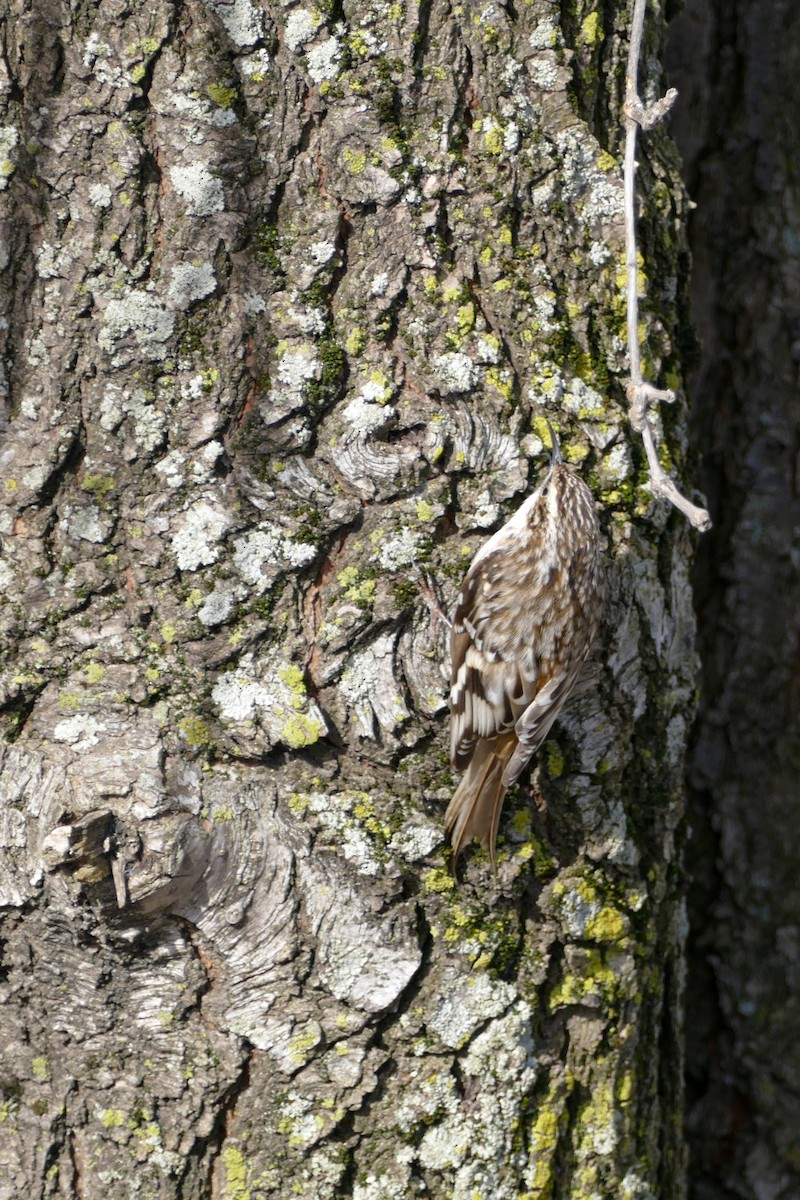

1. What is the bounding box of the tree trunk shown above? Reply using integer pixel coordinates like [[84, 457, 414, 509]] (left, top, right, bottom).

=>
[[667, 3, 800, 1197], [0, 2, 696, 1197]]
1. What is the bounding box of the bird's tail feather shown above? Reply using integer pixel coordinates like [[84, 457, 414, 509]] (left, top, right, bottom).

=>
[[445, 736, 516, 869]]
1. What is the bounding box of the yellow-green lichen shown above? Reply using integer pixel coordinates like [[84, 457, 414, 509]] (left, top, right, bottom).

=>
[[367, 368, 392, 402], [424, 867, 456, 894], [336, 566, 377, 607], [563, 441, 589, 464], [221, 1146, 251, 1200], [343, 148, 367, 175], [456, 302, 475, 333], [83, 662, 106, 684], [207, 82, 237, 109], [288, 1027, 321, 1065], [345, 326, 366, 356], [580, 11, 603, 47], [288, 792, 310, 816], [282, 712, 324, 750], [161, 621, 177, 644], [486, 367, 513, 400], [81, 472, 115, 497], [178, 715, 211, 746], [584, 905, 627, 944], [545, 742, 565, 777], [415, 499, 435, 522], [31, 1056, 50, 1081], [443, 281, 467, 304], [100, 1108, 127, 1128]]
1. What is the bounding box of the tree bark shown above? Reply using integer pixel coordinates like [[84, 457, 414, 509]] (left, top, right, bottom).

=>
[[1, 2, 696, 1197], [667, 3, 800, 1197]]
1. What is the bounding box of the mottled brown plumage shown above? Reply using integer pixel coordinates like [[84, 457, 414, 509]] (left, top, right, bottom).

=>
[[445, 431, 604, 867]]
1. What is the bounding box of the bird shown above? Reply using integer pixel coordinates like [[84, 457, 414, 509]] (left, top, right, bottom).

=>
[[445, 422, 604, 868]]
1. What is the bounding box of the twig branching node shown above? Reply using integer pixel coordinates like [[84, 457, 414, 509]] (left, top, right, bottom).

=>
[[624, 87, 679, 131]]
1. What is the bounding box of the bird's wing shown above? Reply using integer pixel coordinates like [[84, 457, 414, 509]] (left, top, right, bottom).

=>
[[501, 671, 574, 786], [449, 550, 541, 770]]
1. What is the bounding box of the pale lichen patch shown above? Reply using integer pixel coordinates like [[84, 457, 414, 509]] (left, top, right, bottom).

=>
[[211, 654, 327, 750], [0, 125, 19, 190], [166, 262, 217, 310], [432, 351, 480, 394], [169, 162, 224, 216], [99, 291, 175, 363], [171, 502, 230, 571], [428, 971, 517, 1050], [205, 0, 264, 47], [52, 714, 104, 750], [233, 525, 316, 591]]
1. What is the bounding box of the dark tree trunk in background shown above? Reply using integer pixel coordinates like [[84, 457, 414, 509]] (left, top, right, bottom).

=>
[[667, 3, 800, 1198], [0, 2, 698, 1197]]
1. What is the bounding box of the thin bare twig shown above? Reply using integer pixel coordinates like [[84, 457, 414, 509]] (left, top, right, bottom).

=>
[[624, 0, 712, 533]]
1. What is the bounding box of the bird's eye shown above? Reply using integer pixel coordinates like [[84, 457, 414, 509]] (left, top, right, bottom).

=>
[[542, 485, 549, 497]]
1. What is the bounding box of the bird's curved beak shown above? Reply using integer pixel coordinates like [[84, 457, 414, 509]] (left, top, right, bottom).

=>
[[545, 418, 563, 465]]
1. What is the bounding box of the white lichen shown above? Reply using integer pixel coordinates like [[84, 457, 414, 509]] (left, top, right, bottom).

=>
[[204, 0, 265, 46], [388, 821, 441, 862], [171, 501, 230, 571], [62, 504, 108, 544], [417, 1003, 538, 1198], [99, 291, 175, 362], [432, 352, 480, 394], [53, 714, 104, 750], [191, 440, 224, 481], [284, 9, 323, 50], [306, 38, 341, 83], [197, 585, 237, 627], [88, 183, 113, 208], [233, 525, 316, 592], [130, 389, 169, 451], [154, 450, 186, 489], [429, 973, 517, 1049], [211, 671, 273, 722], [0, 125, 19, 190], [35, 240, 74, 279], [555, 126, 623, 224], [277, 346, 321, 389], [529, 17, 559, 50], [243, 291, 266, 314], [240, 48, 272, 77], [476, 336, 501, 364], [339, 634, 410, 735], [308, 240, 337, 265], [375, 528, 423, 570], [211, 654, 327, 748], [169, 162, 224, 216], [167, 262, 217, 310], [554, 884, 602, 940], [503, 121, 521, 152], [343, 394, 396, 434], [528, 57, 561, 91]]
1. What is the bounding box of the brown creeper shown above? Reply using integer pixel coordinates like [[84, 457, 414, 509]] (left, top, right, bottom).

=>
[[446, 425, 604, 867]]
